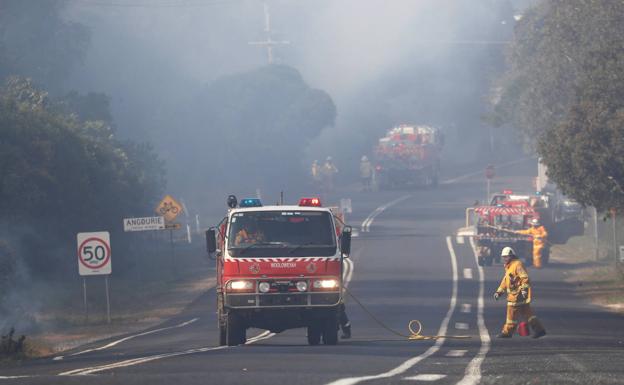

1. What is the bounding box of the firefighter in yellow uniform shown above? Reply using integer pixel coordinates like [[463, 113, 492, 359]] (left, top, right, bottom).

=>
[[234, 222, 265, 245], [311, 160, 321, 184], [494, 247, 546, 338], [516, 218, 548, 268]]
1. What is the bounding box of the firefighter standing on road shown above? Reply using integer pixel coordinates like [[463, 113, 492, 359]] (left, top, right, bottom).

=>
[[321, 156, 338, 192], [494, 247, 546, 338], [359, 155, 373, 192], [516, 218, 548, 268], [311, 160, 321, 185]]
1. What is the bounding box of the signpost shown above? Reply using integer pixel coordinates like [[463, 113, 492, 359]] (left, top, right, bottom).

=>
[[611, 208, 617, 264], [123, 216, 165, 232], [77, 231, 112, 323], [156, 194, 184, 274], [485, 164, 495, 204]]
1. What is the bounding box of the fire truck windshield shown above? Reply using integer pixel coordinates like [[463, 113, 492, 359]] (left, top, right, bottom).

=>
[[227, 211, 337, 257]]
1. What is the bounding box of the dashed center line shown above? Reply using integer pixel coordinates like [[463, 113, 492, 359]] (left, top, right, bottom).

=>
[[461, 304, 472, 313], [324, 236, 459, 385], [403, 374, 447, 381], [456, 236, 465, 244], [455, 322, 469, 330], [446, 350, 468, 357], [463, 268, 473, 279]]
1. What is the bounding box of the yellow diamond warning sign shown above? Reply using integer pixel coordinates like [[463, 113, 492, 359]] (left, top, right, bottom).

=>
[[155, 194, 183, 222]]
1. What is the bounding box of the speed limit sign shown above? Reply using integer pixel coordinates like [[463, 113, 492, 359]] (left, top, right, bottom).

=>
[[77, 231, 112, 276]]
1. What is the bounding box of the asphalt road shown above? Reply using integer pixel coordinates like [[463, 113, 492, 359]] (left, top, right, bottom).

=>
[[2, 158, 624, 384]]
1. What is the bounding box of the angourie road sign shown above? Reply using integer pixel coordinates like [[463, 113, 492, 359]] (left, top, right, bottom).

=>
[[123, 216, 165, 232], [77, 231, 112, 276]]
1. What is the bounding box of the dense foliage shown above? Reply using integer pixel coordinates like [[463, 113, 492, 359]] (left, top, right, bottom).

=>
[[494, 0, 624, 210], [175, 65, 336, 193], [0, 78, 166, 276]]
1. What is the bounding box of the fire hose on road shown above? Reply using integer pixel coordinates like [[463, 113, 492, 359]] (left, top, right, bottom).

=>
[[343, 287, 471, 341]]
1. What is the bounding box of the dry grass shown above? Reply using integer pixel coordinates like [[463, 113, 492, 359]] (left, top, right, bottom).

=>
[[23, 272, 216, 357], [551, 235, 624, 314]]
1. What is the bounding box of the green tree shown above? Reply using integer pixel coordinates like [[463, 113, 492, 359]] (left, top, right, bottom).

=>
[[539, 46, 624, 211], [179, 65, 335, 192], [0, 78, 166, 276], [494, 0, 624, 209], [493, 0, 624, 149]]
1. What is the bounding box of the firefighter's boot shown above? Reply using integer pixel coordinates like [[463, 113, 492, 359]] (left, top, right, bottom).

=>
[[341, 322, 351, 339], [529, 316, 546, 338], [496, 332, 512, 338], [501, 316, 518, 336]]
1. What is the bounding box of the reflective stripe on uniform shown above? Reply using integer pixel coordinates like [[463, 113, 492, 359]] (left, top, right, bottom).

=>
[[508, 300, 530, 306]]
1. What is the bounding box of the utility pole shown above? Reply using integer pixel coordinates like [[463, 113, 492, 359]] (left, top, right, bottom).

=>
[[608, 176, 623, 264], [593, 206, 599, 261], [248, 2, 290, 64]]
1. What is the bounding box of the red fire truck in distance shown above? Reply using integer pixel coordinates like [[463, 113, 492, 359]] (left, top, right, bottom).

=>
[[206, 196, 352, 346]]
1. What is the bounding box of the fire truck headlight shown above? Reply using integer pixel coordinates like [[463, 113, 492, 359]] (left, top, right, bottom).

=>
[[313, 279, 339, 290], [258, 281, 271, 293], [296, 281, 308, 292], [228, 280, 253, 291]]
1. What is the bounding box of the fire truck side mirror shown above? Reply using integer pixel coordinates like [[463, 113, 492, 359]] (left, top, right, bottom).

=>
[[340, 227, 352, 256], [206, 228, 217, 254]]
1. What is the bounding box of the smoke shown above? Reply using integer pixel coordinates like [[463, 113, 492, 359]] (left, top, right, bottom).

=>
[[57, 0, 526, 206], [0, 229, 43, 335]]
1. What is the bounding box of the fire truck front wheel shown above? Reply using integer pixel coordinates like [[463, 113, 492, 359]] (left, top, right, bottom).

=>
[[226, 312, 246, 346], [321, 318, 338, 345], [307, 324, 322, 345]]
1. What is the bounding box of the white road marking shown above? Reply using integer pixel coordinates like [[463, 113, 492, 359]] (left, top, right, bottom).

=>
[[454, 322, 469, 330], [245, 330, 275, 344], [360, 195, 411, 232], [461, 304, 472, 314], [456, 236, 464, 244], [58, 318, 199, 360], [403, 374, 447, 381], [59, 252, 358, 376], [463, 268, 473, 280], [456, 238, 492, 385], [59, 331, 275, 376], [325, 236, 458, 385], [446, 350, 468, 357], [0, 376, 34, 380]]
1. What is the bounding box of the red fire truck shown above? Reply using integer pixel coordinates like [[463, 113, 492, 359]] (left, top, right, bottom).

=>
[[470, 205, 540, 266], [373, 124, 443, 189], [206, 196, 352, 346]]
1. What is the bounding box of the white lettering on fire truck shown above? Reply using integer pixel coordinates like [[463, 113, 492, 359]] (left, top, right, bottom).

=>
[[270, 262, 297, 268]]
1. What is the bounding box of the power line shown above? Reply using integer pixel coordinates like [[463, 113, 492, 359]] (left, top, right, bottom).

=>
[[70, 0, 242, 8]]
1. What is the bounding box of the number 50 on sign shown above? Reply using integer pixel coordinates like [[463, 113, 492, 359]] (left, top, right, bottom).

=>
[[77, 231, 112, 276]]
